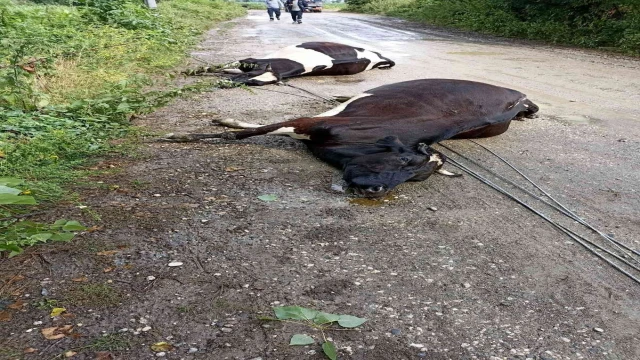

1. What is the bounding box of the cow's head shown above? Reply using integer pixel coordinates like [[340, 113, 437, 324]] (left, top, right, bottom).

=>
[[342, 136, 444, 198], [227, 59, 280, 86]]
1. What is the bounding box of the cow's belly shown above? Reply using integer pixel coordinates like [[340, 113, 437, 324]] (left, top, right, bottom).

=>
[[307, 60, 370, 76], [264, 46, 334, 74]]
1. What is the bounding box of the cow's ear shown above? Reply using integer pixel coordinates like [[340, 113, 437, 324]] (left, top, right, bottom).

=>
[[375, 136, 408, 152], [265, 64, 273, 72]]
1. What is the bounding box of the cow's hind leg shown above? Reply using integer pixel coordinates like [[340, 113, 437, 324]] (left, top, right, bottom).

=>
[[214, 118, 262, 129]]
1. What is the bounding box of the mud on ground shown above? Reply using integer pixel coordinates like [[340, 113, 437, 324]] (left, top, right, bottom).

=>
[[2, 11, 640, 360]]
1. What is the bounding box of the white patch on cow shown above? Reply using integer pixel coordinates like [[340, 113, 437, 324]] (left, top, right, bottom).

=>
[[429, 154, 444, 166], [266, 127, 311, 140], [218, 118, 261, 129], [355, 49, 385, 70], [248, 71, 278, 83], [314, 93, 373, 117], [264, 46, 334, 74]]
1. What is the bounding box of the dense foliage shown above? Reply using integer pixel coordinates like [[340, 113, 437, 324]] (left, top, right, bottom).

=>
[[0, 0, 244, 253], [346, 0, 640, 54]]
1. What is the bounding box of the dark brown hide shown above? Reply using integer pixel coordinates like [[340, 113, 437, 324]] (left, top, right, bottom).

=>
[[229, 79, 539, 195]]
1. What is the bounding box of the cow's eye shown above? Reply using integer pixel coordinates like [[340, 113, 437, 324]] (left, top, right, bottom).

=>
[[400, 157, 411, 164]]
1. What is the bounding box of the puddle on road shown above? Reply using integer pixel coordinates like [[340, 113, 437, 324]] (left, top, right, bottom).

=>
[[349, 193, 397, 206], [447, 51, 504, 56]]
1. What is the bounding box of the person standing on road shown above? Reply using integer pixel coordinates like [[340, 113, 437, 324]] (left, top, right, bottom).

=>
[[265, 0, 284, 21], [285, 0, 308, 24]]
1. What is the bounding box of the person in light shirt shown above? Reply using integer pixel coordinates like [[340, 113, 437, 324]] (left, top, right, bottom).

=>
[[265, 0, 284, 21]]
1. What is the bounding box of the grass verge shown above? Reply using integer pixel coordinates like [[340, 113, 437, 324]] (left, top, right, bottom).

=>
[[0, 0, 245, 255]]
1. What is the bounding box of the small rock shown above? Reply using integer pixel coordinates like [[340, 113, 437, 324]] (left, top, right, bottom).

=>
[[418, 353, 427, 358], [428, 207, 437, 211], [156, 352, 166, 357], [33, 321, 43, 325], [168, 261, 183, 267], [147, 276, 156, 281], [409, 343, 425, 348], [188, 347, 198, 353], [41, 288, 49, 296], [560, 337, 570, 343], [307, 350, 316, 355], [593, 327, 604, 333], [142, 326, 152, 332], [221, 327, 232, 333], [462, 282, 471, 288], [390, 328, 401, 335]]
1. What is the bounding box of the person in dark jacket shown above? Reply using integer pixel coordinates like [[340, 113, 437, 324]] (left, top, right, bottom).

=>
[[285, 0, 307, 24]]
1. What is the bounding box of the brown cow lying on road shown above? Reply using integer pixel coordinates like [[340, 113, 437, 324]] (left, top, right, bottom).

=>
[[165, 79, 539, 197]]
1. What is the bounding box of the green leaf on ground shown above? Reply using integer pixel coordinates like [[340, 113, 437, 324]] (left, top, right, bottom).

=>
[[0, 193, 37, 205], [0, 186, 21, 195], [290, 334, 315, 345], [257, 194, 278, 202], [0, 178, 23, 187], [322, 341, 338, 360], [274, 306, 317, 320], [62, 221, 86, 231], [337, 315, 367, 328], [314, 311, 340, 325]]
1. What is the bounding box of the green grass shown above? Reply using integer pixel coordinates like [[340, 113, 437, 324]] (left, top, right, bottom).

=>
[[89, 333, 132, 352], [323, 3, 347, 10], [0, 0, 245, 255], [66, 283, 122, 308], [347, 0, 640, 55]]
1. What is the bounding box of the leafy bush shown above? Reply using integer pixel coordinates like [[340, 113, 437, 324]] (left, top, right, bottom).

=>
[[0, 177, 86, 257], [347, 0, 640, 54]]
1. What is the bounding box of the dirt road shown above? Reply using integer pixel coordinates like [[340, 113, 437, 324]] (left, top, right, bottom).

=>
[[3, 10, 640, 360]]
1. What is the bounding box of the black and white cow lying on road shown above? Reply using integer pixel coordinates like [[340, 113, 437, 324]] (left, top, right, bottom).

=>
[[221, 42, 395, 85], [166, 79, 538, 197]]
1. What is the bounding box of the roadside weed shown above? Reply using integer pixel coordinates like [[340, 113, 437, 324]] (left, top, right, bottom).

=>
[[260, 306, 368, 360]]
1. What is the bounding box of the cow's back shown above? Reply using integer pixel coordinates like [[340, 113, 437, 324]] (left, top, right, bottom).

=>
[[305, 79, 534, 146]]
